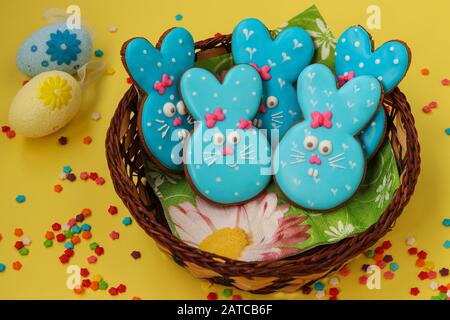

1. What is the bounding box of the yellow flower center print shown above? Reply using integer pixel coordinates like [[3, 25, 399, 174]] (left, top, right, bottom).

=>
[[38, 76, 72, 110]]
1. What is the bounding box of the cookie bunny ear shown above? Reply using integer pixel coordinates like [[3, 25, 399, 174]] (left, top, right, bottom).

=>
[[232, 18, 314, 83], [122, 28, 194, 93], [297, 64, 383, 136], [335, 25, 410, 93], [180, 64, 263, 123]]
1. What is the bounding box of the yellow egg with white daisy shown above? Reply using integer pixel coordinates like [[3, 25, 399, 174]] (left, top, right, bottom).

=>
[[9, 70, 82, 137]]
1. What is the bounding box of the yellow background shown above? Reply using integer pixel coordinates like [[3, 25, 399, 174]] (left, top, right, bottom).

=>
[[0, 0, 449, 300]]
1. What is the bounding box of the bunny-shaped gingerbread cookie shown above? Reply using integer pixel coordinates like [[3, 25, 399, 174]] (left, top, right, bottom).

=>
[[181, 64, 272, 205], [122, 28, 195, 171], [274, 64, 383, 211], [232, 18, 314, 141], [335, 25, 411, 158]]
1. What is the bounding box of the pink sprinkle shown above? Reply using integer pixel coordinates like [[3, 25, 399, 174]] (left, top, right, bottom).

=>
[[384, 271, 394, 280], [442, 78, 449, 86], [95, 177, 105, 185], [87, 255, 97, 264], [80, 172, 89, 180], [109, 231, 120, 240], [376, 261, 386, 269], [67, 218, 77, 227], [428, 271, 437, 279], [358, 275, 368, 285], [339, 266, 350, 277]]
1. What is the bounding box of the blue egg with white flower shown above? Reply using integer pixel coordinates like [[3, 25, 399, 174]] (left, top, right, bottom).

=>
[[16, 22, 92, 77]]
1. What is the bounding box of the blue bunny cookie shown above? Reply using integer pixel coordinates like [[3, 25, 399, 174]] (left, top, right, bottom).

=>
[[122, 28, 195, 171], [180, 64, 272, 205], [335, 25, 411, 158], [274, 64, 383, 211], [232, 18, 314, 141]]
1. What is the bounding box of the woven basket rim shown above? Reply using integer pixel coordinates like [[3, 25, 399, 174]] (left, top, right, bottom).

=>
[[106, 34, 421, 281]]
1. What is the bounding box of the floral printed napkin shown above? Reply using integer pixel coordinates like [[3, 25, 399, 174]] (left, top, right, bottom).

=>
[[143, 5, 400, 262]]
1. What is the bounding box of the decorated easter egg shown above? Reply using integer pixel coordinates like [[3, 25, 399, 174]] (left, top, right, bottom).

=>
[[9, 71, 82, 137], [16, 22, 92, 77]]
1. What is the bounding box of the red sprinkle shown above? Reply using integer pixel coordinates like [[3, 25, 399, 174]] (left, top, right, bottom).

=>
[[117, 284, 127, 293], [422, 106, 431, 113], [428, 101, 438, 109], [95, 177, 105, 185], [339, 266, 350, 277], [375, 247, 384, 255], [89, 172, 98, 180], [82, 279, 91, 288], [108, 287, 119, 296], [207, 292, 218, 300], [80, 268, 90, 277], [410, 287, 420, 296], [6, 130, 16, 138], [358, 275, 368, 285], [214, 32, 223, 38], [80, 172, 89, 180], [2, 126, 10, 132], [418, 271, 429, 280], [64, 249, 74, 257], [438, 285, 448, 293], [442, 78, 449, 86], [329, 288, 339, 296], [408, 247, 418, 255], [94, 246, 104, 256], [231, 295, 242, 300], [56, 233, 66, 242], [126, 77, 133, 84], [417, 250, 428, 260], [15, 241, 24, 250], [59, 254, 70, 264], [108, 206, 118, 215], [382, 240, 392, 249], [52, 223, 62, 231]]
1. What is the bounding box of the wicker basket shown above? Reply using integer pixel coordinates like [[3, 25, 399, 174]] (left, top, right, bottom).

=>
[[106, 34, 421, 294]]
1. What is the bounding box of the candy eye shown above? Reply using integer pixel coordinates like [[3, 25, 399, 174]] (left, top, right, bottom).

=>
[[319, 140, 333, 155], [176, 100, 187, 115], [212, 132, 225, 146], [163, 102, 176, 118], [266, 96, 279, 109], [227, 131, 241, 145], [303, 136, 318, 151]]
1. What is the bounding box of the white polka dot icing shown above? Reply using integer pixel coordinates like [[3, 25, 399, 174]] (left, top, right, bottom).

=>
[[335, 25, 410, 158], [231, 18, 314, 141], [274, 64, 382, 211], [122, 28, 195, 171], [180, 64, 272, 205]]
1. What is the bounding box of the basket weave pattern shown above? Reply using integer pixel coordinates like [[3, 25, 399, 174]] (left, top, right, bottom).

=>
[[106, 36, 420, 294]]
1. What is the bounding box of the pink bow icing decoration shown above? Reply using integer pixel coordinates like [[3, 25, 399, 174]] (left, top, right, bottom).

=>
[[337, 71, 355, 87], [238, 118, 252, 130], [249, 63, 271, 81], [311, 111, 333, 129], [153, 73, 173, 95], [205, 107, 225, 128]]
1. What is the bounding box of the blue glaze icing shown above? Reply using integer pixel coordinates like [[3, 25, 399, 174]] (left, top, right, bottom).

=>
[[123, 28, 195, 171], [181, 64, 272, 205], [335, 25, 410, 158], [274, 64, 382, 211], [232, 18, 314, 141], [16, 22, 92, 77], [360, 107, 386, 157]]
